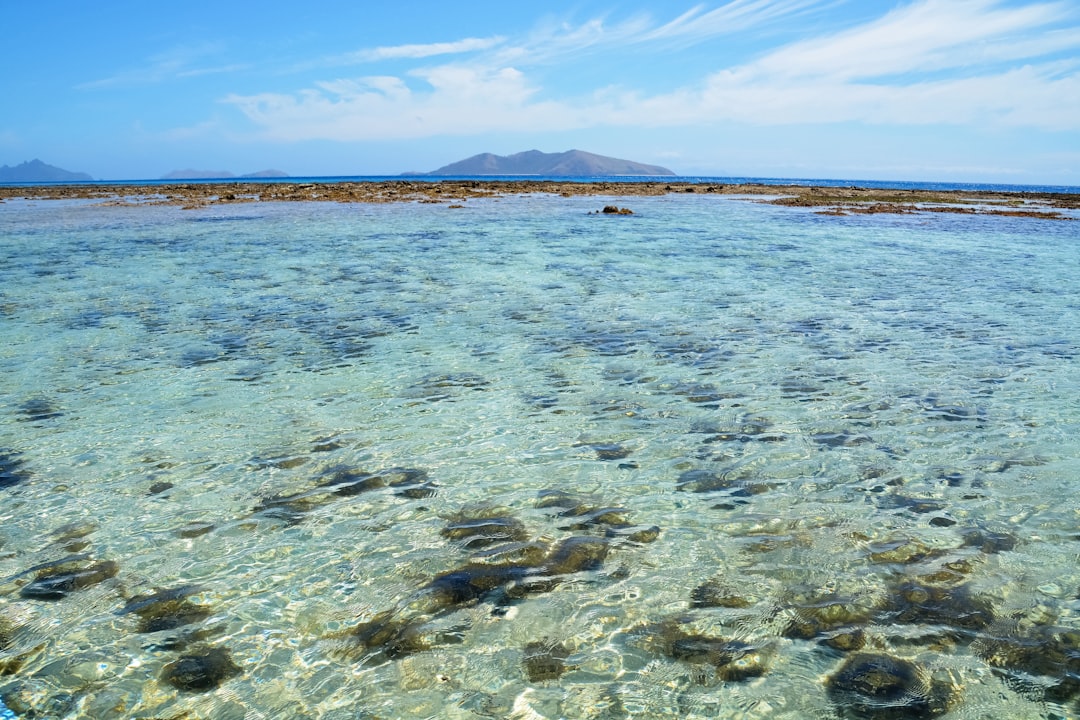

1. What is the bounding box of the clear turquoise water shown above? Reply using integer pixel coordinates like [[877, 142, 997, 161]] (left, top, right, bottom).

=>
[[1, 194, 1079, 719]]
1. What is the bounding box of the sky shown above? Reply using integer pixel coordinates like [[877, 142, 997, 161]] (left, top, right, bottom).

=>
[[3, 0, 1079, 183]]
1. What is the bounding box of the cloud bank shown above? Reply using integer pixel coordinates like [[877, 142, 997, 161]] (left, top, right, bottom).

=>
[[223, 0, 1080, 141]]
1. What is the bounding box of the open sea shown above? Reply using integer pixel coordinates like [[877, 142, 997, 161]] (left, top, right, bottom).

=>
[[1, 188, 1079, 719]]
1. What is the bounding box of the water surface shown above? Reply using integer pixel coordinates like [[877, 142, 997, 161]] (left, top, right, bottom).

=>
[[1, 194, 1078, 718]]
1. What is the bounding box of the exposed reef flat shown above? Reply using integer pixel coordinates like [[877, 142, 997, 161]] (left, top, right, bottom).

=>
[[1, 180, 1076, 218]]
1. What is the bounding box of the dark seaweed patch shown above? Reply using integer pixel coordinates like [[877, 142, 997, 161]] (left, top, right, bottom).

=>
[[19, 558, 119, 600], [335, 534, 616, 662], [161, 645, 241, 692], [695, 416, 781, 444], [341, 611, 433, 661], [542, 536, 611, 575], [0, 450, 29, 491], [878, 580, 994, 635], [975, 625, 1080, 702], [865, 538, 943, 566], [49, 522, 97, 553], [535, 490, 631, 531], [589, 443, 632, 461], [876, 494, 946, 515], [959, 528, 1017, 554], [604, 524, 661, 544], [571, 328, 642, 357], [813, 432, 874, 448], [408, 373, 491, 402], [16, 398, 63, 422], [779, 589, 874, 650], [675, 468, 770, 497], [921, 397, 985, 425], [251, 492, 321, 525], [318, 330, 373, 361], [333, 480, 656, 664], [667, 381, 736, 406], [424, 564, 532, 608], [779, 378, 828, 401], [248, 454, 309, 471], [177, 522, 215, 538], [66, 309, 106, 329], [523, 640, 573, 681], [523, 393, 560, 410], [690, 578, 754, 609], [178, 345, 228, 367], [671, 635, 770, 681], [121, 586, 211, 633], [441, 514, 529, 549], [320, 466, 435, 499], [789, 317, 831, 336], [645, 621, 771, 682], [826, 652, 952, 719], [312, 437, 346, 453], [535, 489, 594, 514], [253, 465, 435, 525], [653, 338, 734, 368]]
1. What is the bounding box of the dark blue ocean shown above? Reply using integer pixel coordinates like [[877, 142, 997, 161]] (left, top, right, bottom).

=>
[[1, 190, 1079, 718]]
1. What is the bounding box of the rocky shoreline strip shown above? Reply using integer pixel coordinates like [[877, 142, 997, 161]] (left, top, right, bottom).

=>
[[1, 180, 1076, 219]]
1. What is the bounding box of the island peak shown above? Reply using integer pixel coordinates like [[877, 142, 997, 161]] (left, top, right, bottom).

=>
[[424, 149, 675, 177]]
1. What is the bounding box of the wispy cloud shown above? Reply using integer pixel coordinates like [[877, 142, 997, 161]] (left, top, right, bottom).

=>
[[176, 64, 248, 79], [640, 0, 828, 43], [158, 117, 228, 141], [337, 36, 505, 63], [745, 0, 1075, 80], [676, 0, 1080, 129], [223, 0, 1080, 141], [488, 0, 817, 66], [79, 43, 245, 90]]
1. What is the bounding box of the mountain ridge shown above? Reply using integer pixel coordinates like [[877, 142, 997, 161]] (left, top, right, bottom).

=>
[[160, 169, 289, 180], [0, 159, 93, 182], [424, 149, 675, 176]]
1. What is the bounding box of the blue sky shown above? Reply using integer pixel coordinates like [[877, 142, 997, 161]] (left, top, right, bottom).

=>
[[3, 0, 1079, 182]]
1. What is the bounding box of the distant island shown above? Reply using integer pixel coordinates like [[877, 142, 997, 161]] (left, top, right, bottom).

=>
[[420, 149, 675, 177], [0, 159, 93, 182], [160, 169, 289, 180]]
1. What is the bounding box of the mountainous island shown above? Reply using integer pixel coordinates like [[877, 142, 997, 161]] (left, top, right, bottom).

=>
[[422, 149, 675, 177], [160, 169, 289, 180], [0, 159, 93, 182]]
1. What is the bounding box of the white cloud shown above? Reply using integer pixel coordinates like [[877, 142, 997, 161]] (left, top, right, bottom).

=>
[[672, 0, 1080, 129], [746, 0, 1074, 81], [317, 36, 506, 68], [225, 67, 580, 141], [223, 0, 1080, 140], [675, 63, 1080, 129]]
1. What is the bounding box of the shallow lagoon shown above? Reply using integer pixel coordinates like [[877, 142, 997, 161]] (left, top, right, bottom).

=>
[[1, 193, 1079, 718]]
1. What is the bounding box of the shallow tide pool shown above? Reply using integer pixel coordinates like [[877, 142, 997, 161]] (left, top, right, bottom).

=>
[[1, 194, 1079, 719]]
